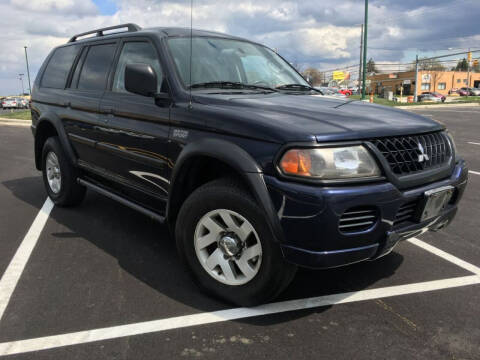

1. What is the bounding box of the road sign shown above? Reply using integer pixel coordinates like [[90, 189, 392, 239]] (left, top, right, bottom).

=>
[[467, 52, 472, 62], [333, 71, 345, 81]]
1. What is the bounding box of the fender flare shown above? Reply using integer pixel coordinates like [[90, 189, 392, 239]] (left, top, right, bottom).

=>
[[167, 138, 285, 243], [35, 112, 77, 169]]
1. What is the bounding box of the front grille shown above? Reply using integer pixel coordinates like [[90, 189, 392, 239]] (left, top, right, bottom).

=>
[[394, 200, 419, 226], [339, 207, 378, 233], [371, 132, 451, 176]]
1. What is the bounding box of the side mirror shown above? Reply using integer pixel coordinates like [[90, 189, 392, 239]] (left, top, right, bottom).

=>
[[125, 63, 157, 97]]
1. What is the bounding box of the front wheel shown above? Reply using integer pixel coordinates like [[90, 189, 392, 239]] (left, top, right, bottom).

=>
[[175, 178, 296, 306]]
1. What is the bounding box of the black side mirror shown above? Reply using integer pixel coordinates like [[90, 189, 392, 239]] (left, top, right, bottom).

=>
[[125, 63, 157, 97]]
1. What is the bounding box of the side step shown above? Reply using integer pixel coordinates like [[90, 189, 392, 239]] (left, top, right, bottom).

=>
[[77, 178, 165, 223]]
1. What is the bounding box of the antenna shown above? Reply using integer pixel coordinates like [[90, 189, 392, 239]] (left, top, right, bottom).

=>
[[188, 0, 193, 109]]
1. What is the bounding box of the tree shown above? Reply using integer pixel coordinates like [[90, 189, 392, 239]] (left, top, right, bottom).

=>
[[453, 58, 468, 71], [366, 58, 377, 73], [301, 67, 325, 86], [413, 57, 445, 71]]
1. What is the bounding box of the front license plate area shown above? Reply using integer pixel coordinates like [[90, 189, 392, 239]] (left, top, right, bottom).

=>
[[416, 186, 454, 222]]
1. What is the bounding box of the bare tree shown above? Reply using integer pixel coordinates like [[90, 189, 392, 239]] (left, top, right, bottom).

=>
[[301, 67, 325, 86]]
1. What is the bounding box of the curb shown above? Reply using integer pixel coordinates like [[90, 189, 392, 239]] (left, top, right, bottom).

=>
[[394, 103, 480, 110], [0, 118, 32, 125]]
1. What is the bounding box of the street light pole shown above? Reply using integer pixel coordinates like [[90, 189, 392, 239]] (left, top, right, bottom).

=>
[[358, 24, 364, 93], [19, 74, 24, 95], [361, 0, 368, 100], [414, 55, 419, 102], [24, 46, 32, 95]]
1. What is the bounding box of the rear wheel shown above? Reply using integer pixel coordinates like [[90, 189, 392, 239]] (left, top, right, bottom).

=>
[[175, 178, 296, 306], [41, 136, 86, 206]]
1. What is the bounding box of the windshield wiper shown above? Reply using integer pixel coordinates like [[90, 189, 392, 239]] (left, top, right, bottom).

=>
[[275, 84, 320, 92], [189, 81, 277, 92]]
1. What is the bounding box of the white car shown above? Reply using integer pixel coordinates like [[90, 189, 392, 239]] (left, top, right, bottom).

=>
[[1, 98, 19, 109]]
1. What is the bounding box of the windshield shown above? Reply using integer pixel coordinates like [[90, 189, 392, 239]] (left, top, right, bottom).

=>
[[167, 37, 310, 90]]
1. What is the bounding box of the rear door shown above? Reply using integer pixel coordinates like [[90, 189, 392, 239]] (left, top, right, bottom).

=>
[[97, 38, 171, 213], [63, 41, 119, 167]]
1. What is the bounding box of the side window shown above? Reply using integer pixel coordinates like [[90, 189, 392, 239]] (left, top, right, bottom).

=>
[[113, 42, 163, 93], [77, 43, 117, 91], [41, 45, 79, 89]]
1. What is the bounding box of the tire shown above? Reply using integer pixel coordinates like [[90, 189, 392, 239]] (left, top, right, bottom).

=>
[[175, 178, 297, 306], [41, 136, 86, 206]]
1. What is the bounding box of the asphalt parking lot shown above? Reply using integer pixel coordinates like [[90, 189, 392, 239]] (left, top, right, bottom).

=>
[[0, 106, 479, 359]]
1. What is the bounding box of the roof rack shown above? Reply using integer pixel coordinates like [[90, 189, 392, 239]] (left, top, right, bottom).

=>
[[68, 23, 141, 43]]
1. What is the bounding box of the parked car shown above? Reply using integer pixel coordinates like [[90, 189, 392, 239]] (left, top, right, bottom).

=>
[[457, 88, 471, 96], [316, 87, 347, 98], [31, 24, 468, 306], [419, 92, 445, 102], [467, 87, 480, 96], [1, 98, 19, 109], [18, 98, 29, 109], [338, 88, 353, 97]]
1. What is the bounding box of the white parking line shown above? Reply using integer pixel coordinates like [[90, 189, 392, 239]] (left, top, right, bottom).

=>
[[470, 170, 480, 176], [468, 142, 480, 146], [0, 198, 53, 321], [0, 236, 479, 356], [0, 275, 478, 356], [408, 238, 480, 275]]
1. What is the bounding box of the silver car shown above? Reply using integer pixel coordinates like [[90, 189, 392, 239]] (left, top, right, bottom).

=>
[[1, 98, 20, 109], [468, 87, 480, 96]]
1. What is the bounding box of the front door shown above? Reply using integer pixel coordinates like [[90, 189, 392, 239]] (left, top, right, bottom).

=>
[[97, 39, 171, 214]]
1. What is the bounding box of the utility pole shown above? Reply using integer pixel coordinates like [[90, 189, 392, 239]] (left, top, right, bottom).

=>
[[361, 0, 368, 99], [467, 48, 471, 95], [358, 24, 364, 93], [414, 55, 419, 102], [24, 46, 32, 95]]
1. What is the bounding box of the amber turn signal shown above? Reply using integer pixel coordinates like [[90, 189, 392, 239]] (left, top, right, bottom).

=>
[[279, 149, 312, 176]]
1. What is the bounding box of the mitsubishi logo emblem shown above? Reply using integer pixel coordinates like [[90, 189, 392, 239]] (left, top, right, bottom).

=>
[[417, 142, 429, 163]]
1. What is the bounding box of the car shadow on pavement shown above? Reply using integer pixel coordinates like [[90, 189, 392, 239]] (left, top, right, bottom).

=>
[[3, 176, 403, 325]]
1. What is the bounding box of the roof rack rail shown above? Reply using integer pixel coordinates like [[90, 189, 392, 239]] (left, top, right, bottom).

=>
[[68, 23, 141, 43]]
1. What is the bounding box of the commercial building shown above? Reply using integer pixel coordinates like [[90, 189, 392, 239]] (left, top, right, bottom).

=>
[[367, 70, 480, 97]]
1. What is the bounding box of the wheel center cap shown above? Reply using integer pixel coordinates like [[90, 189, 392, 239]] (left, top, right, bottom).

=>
[[218, 234, 242, 257]]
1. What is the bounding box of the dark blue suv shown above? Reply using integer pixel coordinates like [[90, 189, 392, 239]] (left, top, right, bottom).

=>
[[31, 24, 468, 306]]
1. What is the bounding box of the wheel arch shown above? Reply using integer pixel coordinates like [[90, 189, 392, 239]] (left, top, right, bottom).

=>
[[167, 138, 284, 243], [34, 114, 76, 170]]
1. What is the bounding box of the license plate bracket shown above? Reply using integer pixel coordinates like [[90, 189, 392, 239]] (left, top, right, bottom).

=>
[[416, 186, 454, 222]]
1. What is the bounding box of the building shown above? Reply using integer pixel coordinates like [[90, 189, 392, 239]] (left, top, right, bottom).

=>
[[367, 70, 480, 97]]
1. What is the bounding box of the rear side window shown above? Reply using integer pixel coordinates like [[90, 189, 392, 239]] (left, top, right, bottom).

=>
[[41, 45, 79, 89], [77, 43, 117, 91]]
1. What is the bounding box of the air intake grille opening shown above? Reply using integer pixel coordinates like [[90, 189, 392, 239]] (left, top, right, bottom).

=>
[[339, 207, 378, 233], [394, 200, 419, 226], [371, 132, 451, 176]]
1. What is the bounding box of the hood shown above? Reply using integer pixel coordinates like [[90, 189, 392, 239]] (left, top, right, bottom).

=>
[[194, 92, 444, 143]]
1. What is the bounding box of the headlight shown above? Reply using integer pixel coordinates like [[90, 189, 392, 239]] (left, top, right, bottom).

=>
[[279, 146, 381, 180]]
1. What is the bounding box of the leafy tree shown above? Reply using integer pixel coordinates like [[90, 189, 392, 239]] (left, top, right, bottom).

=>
[[453, 58, 468, 71], [302, 67, 325, 86], [366, 58, 377, 73]]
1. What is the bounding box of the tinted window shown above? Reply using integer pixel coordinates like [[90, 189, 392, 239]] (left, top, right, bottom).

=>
[[113, 42, 162, 93], [41, 45, 79, 89], [78, 43, 117, 91]]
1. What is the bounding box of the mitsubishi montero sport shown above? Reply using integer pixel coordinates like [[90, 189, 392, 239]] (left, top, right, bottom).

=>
[[31, 24, 468, 306]]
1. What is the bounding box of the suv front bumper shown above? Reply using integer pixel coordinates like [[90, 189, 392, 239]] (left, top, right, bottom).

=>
[[264, 160, 468, 269]]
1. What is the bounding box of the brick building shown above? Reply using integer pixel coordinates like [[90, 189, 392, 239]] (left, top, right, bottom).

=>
[[367, 70, 480, 96]]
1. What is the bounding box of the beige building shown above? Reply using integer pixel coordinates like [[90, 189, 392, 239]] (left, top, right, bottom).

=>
[[367, 70, 480, 96]]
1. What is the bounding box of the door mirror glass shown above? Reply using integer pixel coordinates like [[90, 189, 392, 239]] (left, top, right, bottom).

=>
[[125, 63, 157, 97]]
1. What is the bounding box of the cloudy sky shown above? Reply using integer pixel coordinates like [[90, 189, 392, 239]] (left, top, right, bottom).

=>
[[1, 0, 479, 95]]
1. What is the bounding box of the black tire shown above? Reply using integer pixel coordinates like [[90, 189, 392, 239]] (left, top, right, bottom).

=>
[[175, 178, 297, 306], [41, 136, 86, 206]]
